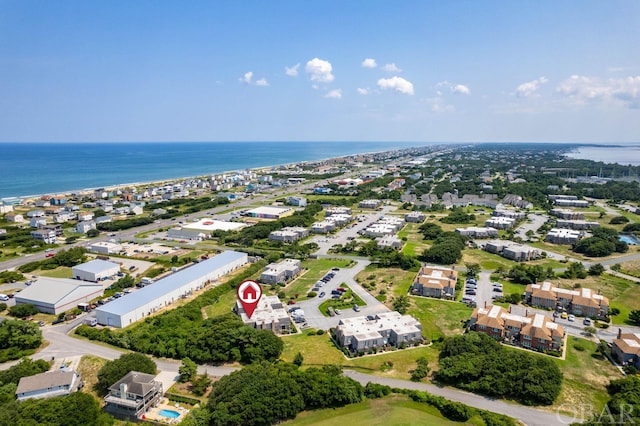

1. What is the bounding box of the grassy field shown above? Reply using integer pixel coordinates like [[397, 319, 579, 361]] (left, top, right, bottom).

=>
[[38, 266, 73, 278], [407, 297, 472, 341], [355, 266, 416, 299], [282, 394, 487, 426], [397, 223, 430, 256], [619, 258, 640, 278], [551, 337, 623, 416], [280, 331, 440, 381]]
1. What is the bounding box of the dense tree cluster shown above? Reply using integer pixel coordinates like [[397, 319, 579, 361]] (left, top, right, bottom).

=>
[[96, 353, 157, 395], [573, 227, 627, 257], [7, 304, 39, 319], [419, 222, 443, 240], [0, 270, 25, 284], [581, 376, 640, 425], [436, 333, 563, 406], [204, 363, 363, 426], [0, 358, 50, 386], [421, 232, 466, 265], [507, 264, 553, 284], [18, 247, 87, 273], [0, 319, 43, 363], [439, 208, 475, 224], [97, 216, 154, 231], [0, 391, 114, 426]]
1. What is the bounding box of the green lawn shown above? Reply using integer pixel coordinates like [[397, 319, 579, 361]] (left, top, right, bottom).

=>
[[551, 337, 623, 416], [282, 394, 486, 426], [407, 297, 472, 341], [281, 331, 440, 381], [38, 266, 73, 278], [317, 286, 365, 316]]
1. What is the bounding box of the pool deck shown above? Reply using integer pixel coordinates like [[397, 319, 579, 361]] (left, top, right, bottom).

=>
[[143, 399, 189, 424]]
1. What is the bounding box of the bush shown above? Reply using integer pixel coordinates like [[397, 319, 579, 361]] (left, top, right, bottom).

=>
[[364, 382, 392, 399], [8, 304, 38, 318], [0, 303, 6, 312], [307, 291, 317, 298]]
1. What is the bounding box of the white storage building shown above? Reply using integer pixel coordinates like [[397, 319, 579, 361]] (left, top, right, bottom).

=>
[[14, 277, 104, 315], [95, 250, 248, 328], [72, 259, 121, 282]]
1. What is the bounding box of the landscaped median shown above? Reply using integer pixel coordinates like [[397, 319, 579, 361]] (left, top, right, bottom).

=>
[[318, 284, 366, 317]]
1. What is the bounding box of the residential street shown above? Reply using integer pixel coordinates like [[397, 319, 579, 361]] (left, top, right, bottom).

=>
[[343, 370, 577, 426]]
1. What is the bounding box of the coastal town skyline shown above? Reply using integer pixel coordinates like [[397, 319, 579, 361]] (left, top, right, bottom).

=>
[[1, 1, 639, 143]]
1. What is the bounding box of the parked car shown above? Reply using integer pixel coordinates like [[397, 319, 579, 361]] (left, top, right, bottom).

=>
[[353, 304, 360, 312], [319, 291, 326, 298], [560, 312, 568, 319], [568, 314, 575, 322], [52, 318, 64, 325], [335, 309, 341, 315], [583, 318, 592, 326]]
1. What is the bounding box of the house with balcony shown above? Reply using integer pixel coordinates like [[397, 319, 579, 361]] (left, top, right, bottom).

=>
[[104, 371, 163, 421], [524, 282, 609, 319], [470, 305, 564, 352], [334, 312, 423, 354]]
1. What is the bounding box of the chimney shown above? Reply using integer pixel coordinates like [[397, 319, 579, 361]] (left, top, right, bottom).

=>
[[508, 306, 511, 313], [119, 383, 128, 399], [618, 328, 622, 339], [484, 301, 487, 308]]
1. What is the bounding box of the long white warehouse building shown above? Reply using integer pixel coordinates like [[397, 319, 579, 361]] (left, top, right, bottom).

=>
[[95, 250, 248, 328]]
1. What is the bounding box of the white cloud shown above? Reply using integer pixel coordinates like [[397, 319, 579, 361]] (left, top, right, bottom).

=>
[[382, 63, 402, 72], [515, 76, 548, 98], [240, 71, 268, 87], [240, 71, 253, 84], [305, 58, 335, 83], [436, 81, 470, 95], [357, 88, 370, 95], [362, 58, 377, 68], [377, 76, 414, 95], [285, 63, 300, 77], [453, 84, 471, 95], [556, 74, 640, 108], [324, 89, 342, 99]]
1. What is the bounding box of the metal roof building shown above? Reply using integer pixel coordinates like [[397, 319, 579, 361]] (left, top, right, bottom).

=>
[[15, 277, 104, 314], [72, 259, 121, 282], [95, 250, 248, 328]]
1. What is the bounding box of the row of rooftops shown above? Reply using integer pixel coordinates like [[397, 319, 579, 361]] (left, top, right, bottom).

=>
[[472, 305, 564, 341]]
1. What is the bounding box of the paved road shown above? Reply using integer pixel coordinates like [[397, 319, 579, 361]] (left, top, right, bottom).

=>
[[343, 370, 577, 425]]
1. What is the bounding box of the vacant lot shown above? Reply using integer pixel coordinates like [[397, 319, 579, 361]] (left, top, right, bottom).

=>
[[551, 337, 623, 416], [282, 394, 483, 426]]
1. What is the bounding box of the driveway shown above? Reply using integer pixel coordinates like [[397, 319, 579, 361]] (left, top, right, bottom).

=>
[[294, 258, 391, 330]]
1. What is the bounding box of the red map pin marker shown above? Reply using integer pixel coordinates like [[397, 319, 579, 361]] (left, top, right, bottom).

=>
[[237, 280, 262, 319]]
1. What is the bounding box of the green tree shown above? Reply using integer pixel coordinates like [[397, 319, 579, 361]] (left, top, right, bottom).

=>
[[411, 357, 430, 382], [629, 310, 640, 326], [96, 353, 156, 395], [393, 295, 411, 315], [8, 304, 39, 318], [179, 357, 197, 383], [171, 255, 179, 264], [293, 352, 304, 367], [465, 263, 480, 279], [588, 263, 605, 276], [86, 229, 100, 237], [191, 374, 211, 397]]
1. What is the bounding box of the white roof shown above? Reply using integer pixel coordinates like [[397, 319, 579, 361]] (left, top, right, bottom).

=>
[[15, 277, 102, 307], [72, 259, 120, 274], [183, 218, 245, 232], [246, 206, 292, 215]]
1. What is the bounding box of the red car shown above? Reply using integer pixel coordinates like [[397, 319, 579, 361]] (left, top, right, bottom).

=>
[[45, 252, 55, 258]]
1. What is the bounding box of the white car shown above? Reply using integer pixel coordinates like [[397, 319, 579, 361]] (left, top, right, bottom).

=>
[[568, 314, 575, 322]]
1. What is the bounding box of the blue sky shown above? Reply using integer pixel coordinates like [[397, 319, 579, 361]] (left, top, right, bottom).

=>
[[0, 1, 638, 143]]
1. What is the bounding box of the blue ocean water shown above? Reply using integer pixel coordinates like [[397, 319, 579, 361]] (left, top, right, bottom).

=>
[[0, 141, 428, 199], [564, 144, 640, 166]]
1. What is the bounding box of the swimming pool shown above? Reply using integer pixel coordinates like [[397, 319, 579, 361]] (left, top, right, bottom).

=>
[[159, 409, 180, 419], [620, 234, 640, 245]]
